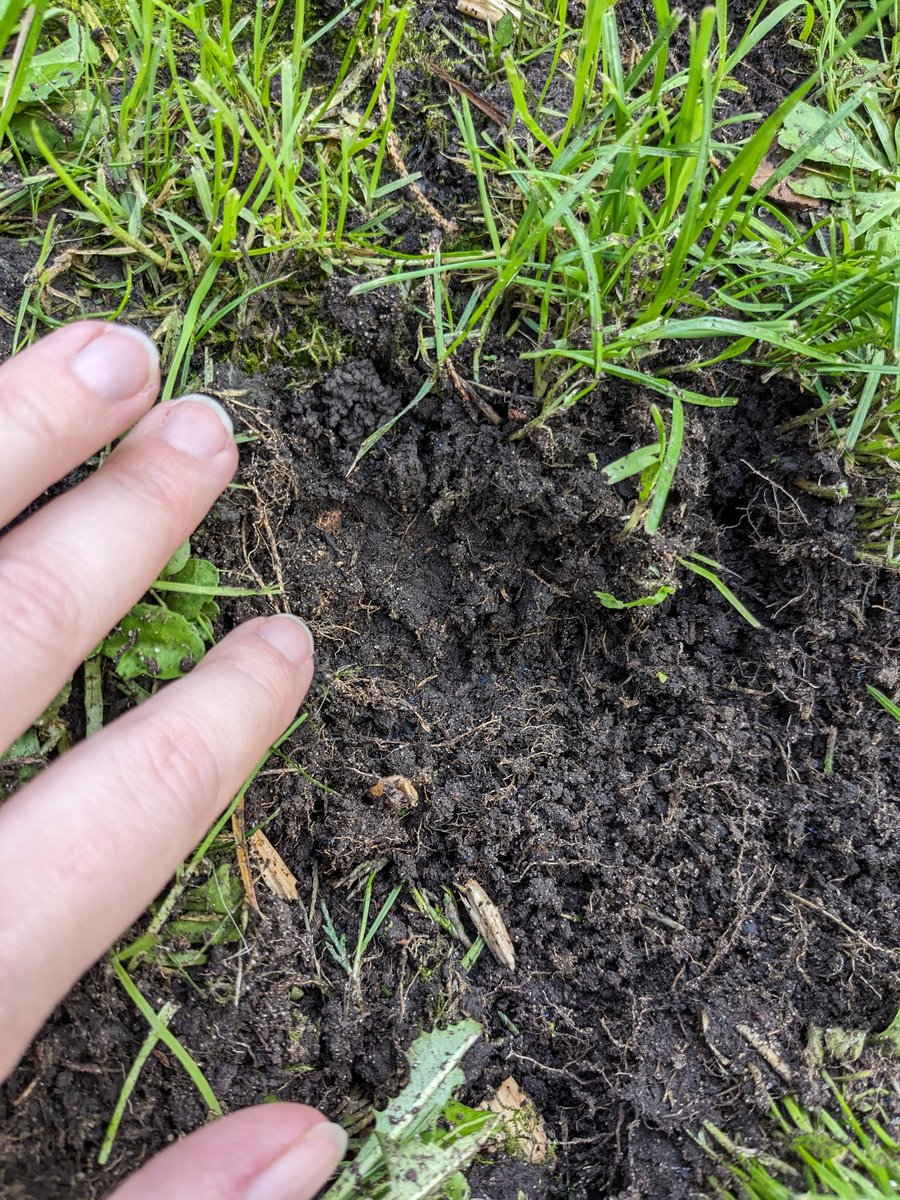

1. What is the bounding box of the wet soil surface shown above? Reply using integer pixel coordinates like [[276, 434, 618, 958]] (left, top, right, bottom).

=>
[[2, 3, 899, 1198]]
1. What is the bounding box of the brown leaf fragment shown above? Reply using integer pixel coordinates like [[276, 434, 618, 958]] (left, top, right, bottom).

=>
[[459, 878, 516, 970], [750, 162, 825, 212], [735, 1023, 794, 1083], [249, 829, 299, 903], [82, 1, 120, 63], [427, 60, 508, 129], [368, 774, 419, 808], [483, 1076, 555, 1166], [456, 0, 518, 23], [232, 801, 259, 913]]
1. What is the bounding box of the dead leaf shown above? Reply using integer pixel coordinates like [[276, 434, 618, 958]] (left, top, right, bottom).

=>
[[249, 829, 299, 903], [459, 879, 515, 970], [232, 801, 259, 913], [457, 0, 518, 22], [735, 1023, 794, 1083], [427, 60, 507, 129], [369, 774, 419, 807], [483, 1076, 555, 1165], [82, 1, 119, 63], [751, 162, 825, 212]]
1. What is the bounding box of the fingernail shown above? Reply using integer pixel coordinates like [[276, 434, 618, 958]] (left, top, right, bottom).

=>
[[245, 1122, 347, 1200], [71, 325, 159, 403], [160, 394, 234, 458], [258, 614, 315, 666]]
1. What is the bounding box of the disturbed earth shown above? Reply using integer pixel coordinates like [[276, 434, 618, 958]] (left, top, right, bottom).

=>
[[1, 2, 899, 1197]]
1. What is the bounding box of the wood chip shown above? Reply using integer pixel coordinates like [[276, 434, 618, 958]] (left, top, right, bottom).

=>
[[249, 830, 299, 903], [459, 878, 516, 970], [484, 1076, 554, 1165]]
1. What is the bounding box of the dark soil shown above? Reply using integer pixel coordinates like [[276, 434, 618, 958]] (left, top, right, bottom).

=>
[[1, 3, 899, 1199]]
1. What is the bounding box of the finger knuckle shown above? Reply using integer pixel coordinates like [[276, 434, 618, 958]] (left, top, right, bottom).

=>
[[121, 715, 222, 810], [221, 642, 302, 724], [0, 374, 78, 451], [113, 452, 189, 519], [0, 547, 84, 655]]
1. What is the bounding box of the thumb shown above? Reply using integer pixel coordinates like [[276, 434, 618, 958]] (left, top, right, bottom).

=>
[[107, 1104, 347, 1200]]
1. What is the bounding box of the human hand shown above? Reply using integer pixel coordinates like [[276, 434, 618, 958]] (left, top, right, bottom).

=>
[[0, 322, 346, 1198]]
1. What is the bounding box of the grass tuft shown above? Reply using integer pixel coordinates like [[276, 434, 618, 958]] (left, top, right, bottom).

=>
[[704, 1071, 900, 1199]]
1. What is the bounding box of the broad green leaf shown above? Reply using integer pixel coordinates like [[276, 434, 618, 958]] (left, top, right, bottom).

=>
[[7, 92, 95, 153], [872, 227, 900, 257], [494, 11, 515, 48], [99, 604, 207, 680], [375, 1020, 482, 1144], [443, 1100, 496, 1136], [184, 864, 243, 916], [777, 101, 886, 174], [162, 540, 192, 579], [842, 190, 900, 214], [324, 1021, 489, 1200], [0, 13, 95, 102], [443, 1172, 471, 1200], [163, 558, 220, 625], [785, 173, 851, 201], [384, 1137, 492, 1199], [841, 192, 900, 240]]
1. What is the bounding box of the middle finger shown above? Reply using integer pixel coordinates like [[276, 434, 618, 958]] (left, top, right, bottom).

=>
[[0, 396, 238, 749]]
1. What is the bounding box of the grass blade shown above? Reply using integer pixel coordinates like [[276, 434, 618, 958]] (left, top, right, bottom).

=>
[[678, 555, 762, 629], [110, 958, 222, 1115], [645, 398, 683, 535]]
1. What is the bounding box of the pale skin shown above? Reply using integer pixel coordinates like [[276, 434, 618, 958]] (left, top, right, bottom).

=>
[[0, 321, 347, 1200]]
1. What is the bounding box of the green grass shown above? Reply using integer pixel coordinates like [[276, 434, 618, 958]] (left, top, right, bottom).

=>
[[868, 683, 900, 721], [351, 0, 900, 558], [704, 1072, 900, 1199], [702, 1005, 900, 1199], [1, 0, 409, 381], [3, 0, 899, 569], [320, 864, 404, 1002]]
